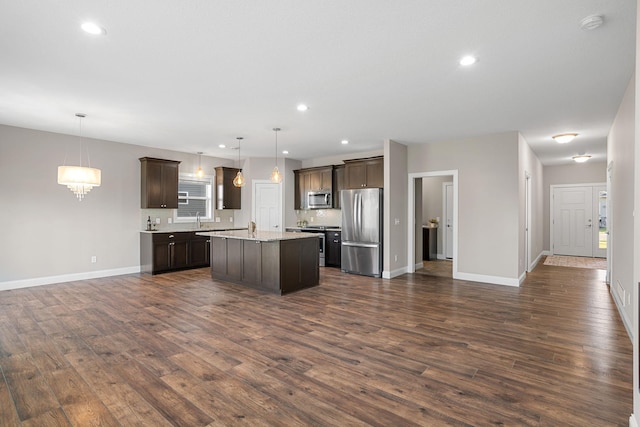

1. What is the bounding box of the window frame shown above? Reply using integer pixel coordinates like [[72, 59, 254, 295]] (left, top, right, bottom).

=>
[[174, 173, 214, 223]]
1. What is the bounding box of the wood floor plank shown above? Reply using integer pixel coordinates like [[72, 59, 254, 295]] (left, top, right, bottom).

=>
[[0, 259, 632, 426]]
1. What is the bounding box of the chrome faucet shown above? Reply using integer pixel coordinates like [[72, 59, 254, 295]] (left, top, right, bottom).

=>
[[196, 211, 201, 229]]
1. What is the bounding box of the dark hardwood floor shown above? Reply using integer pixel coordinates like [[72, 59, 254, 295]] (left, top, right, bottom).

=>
[[0, 261, 632, 426]]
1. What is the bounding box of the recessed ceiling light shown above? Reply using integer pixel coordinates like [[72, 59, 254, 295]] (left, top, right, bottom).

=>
[[573, 154, 592, 163], [297, 104, 308, 112], [341, 139, 349, 145], [218, 144, 226, 148], [81, 22, 106, 35], [552, 133, 578, 144], [282, 150, 289, 155], [459, 55, 477, 66]]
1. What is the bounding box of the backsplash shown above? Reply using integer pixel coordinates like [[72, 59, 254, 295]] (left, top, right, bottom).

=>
[[141, 209, 235, 231], [295, 209, 342, 227]]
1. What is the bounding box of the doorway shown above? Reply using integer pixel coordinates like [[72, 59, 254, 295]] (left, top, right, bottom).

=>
[[551, 184, 606, 258], [407, 170, 459, 279], [253, 181, 282, 232]]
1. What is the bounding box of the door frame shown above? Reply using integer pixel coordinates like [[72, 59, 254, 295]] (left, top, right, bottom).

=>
[[550, 182, 605, 257], [252, 180, 282, 231], [407, 170, 459, 278], [442, 181, 453, 259]]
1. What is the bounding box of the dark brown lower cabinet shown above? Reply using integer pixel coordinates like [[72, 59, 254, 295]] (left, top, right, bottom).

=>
[[209, 236, 319, 294], [141, 232, 211, 274]]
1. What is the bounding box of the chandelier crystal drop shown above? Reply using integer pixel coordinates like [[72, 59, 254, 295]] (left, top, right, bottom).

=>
[[270, 128, 282, 183], [57, 113, 101, 200]]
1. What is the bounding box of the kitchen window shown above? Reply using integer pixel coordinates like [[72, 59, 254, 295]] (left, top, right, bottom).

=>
[[175, 174, 213, 222]]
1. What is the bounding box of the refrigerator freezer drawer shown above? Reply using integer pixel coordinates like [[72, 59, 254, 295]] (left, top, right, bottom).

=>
[[341, 242, 381, 278]]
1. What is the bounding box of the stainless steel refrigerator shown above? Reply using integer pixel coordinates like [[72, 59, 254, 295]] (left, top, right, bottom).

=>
[[341, 188, 383, 277]]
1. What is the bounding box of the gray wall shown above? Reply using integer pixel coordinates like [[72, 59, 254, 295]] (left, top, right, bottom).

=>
[[519, 133, 544, 274], [407, 132, 520, 282], [0, 124, 235, 287], [384, 140, 408, 277], [542, 162, 606, 252], [608, 74, 635, 334]]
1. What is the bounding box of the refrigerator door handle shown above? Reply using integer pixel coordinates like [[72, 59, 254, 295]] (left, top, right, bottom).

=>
[[342, 241, 379, 248]]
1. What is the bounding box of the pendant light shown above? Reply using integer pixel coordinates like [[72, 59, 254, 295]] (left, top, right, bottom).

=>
[[57, 113, 101, 200], [270, 127, 282, 183], [233, 137, 245, 187], [195, 152, 204, 178]]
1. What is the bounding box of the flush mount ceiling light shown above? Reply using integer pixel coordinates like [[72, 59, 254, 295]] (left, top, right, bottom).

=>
[[57, 113, 101, 200], [282, 150, 289, 155], [580, 15, 604, 31], [552, 133, 578, 144], [218, 144, 226, 148], [81, 22, 106, 35], [195, 152, 204, 178], [270, 128, 282, 183], [296, 104, 308, 112], [573, 154, 592, 163], [232, 137, 245, 187], [341, 139, 349, 145], [459, 55, 477, 66]]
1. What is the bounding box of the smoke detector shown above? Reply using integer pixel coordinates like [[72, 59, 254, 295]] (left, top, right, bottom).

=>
[[580, 15, 604, 31]]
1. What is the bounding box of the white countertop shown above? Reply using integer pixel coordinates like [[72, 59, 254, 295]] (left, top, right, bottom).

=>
[[141, 227, 248, 234], [196, 230, 321, 242]]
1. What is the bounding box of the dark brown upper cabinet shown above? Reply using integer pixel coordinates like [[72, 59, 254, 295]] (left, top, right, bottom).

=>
[[140, 157, 180, 208], [215, 167, 242, 210]]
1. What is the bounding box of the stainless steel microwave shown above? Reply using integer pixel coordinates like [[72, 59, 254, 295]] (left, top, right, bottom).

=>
[[308, 191, 332, 209]]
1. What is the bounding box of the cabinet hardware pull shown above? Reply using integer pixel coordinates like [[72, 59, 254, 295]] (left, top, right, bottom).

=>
[[169, 235, 174, 238]]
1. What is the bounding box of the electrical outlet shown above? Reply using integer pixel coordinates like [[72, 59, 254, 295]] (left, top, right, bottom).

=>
[[229, 217, 233, 222], [215, 217, 221, 223], [91, 256, 97, 263], [155, 217, 160, 224], [167, 218, 172, 224], [394, 218, 400, 225], [310, 217, 314, 222], [394, 254, 398, 262]]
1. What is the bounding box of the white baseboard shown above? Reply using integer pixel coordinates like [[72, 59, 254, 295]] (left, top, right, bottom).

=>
[[529, 251, 544, 271], [383, 266, 407, 279], [630, 413, 638, 427], [542, 250, 551, 256], [414, 262, 423, 270], [454, 271, 520, 287], [0, 266, 141, 292], [437, 253, 446, 260], [611, 286, 633, 341]]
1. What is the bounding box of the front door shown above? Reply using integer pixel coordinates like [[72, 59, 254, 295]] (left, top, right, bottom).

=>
[[254, 182, 281, 232], [553, 186, 593, 257]]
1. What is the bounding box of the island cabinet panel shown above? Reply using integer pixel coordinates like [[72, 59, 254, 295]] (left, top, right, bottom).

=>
[[190, 236, 210, 267], [208, 234, 318, 294]]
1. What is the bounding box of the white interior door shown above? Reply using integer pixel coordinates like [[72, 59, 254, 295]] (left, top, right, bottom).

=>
[[553, 186, 593, 256], [443, 182, 453, 259], [254, 182, 281, 231]]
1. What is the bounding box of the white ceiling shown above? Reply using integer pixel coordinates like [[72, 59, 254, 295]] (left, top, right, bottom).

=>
[[0, 1, 635, 165]]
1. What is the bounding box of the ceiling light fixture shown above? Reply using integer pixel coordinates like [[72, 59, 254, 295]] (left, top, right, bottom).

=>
[[459, 55, 477, 66], [81, 22, 106, 35], [282, 150, 289, 155], [57, 113, 101, 200], [270, 128, 282, 183], [552, 133, 578, 143], [580, 15, 604, 31], [218, 144, 226, 148], [233, 137, 245, 187], [341, 139, 349, 145], [297, 104, 308, 112], [195, 152, 204, 178], [573, 154, 592, 163]]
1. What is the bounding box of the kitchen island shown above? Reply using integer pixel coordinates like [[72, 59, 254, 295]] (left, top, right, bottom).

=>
[[196, 230, 320, 294]]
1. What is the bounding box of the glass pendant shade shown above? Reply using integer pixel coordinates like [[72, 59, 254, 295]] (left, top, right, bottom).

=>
[[270, 166, 282, 183], [196, 152, 204, 177], [233, 170, 245, 187], [57, 165, 101, 200], [58, 113, 101, 201], [233, 137, 245, 187], [270, 127, 282, 183]]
